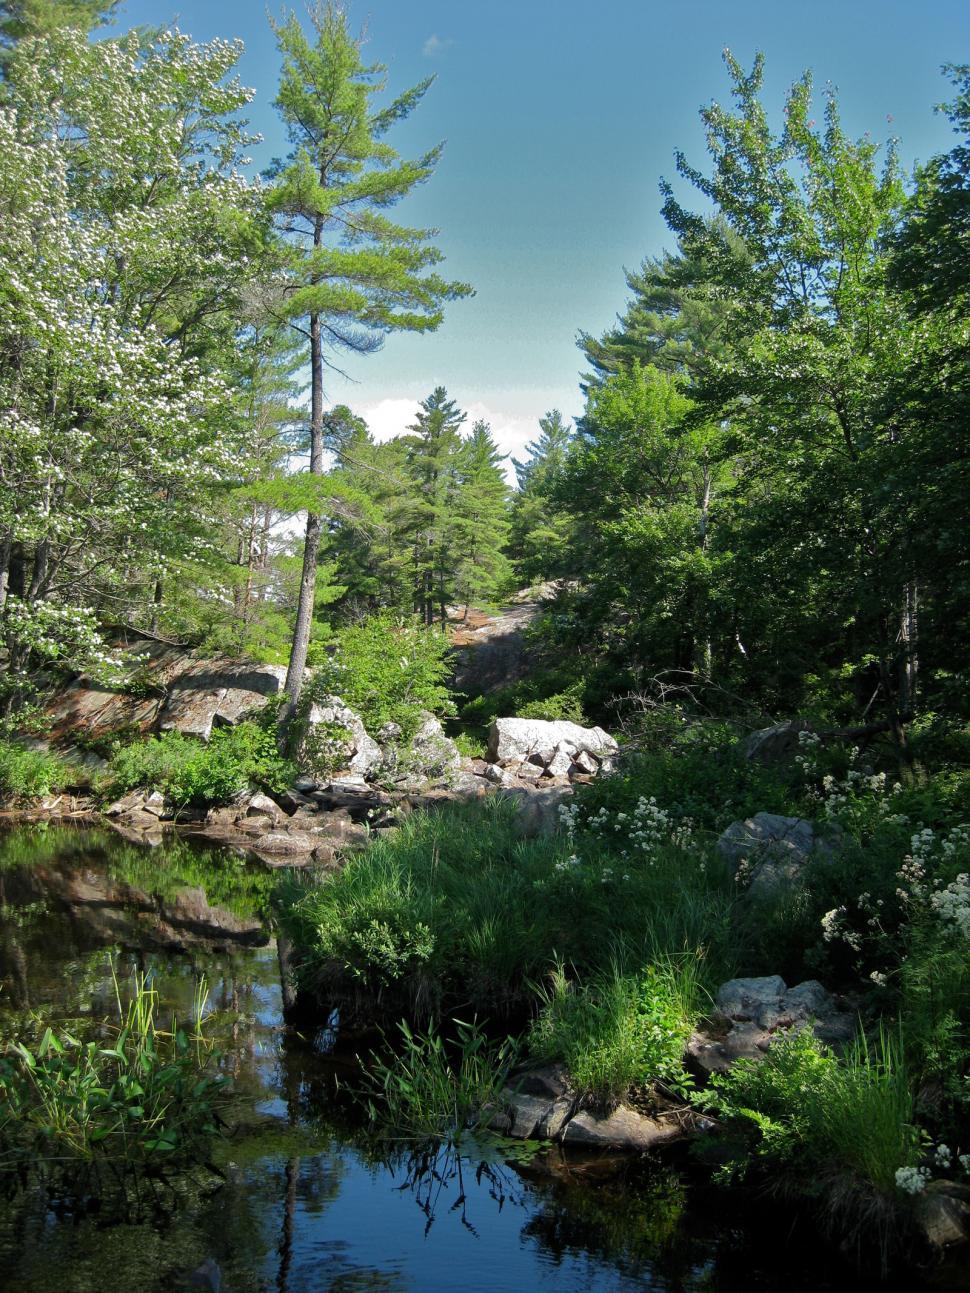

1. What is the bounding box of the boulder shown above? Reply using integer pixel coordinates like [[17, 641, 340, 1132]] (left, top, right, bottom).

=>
[[545, 742, 575, 779], [501, 784, 573, 836], [717, 812, 842, 896], [249, 830, 318, 856], [410, 712, 461, 776], [917, 1185, 970, 1250], [159, 661, 288, 742], [300, 695, 382, 778], [690, 974, 857, 1076], [561, 1106, 685, 1152], [743, 718, 818, 764], [487, 718, 617, 766]]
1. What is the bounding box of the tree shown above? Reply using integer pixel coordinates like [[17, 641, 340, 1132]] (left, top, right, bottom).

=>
[[401, 386, 467, 626], [508, 410, 573, 585], [0, 26, 264, 711], [0, 0, 118, 77], [267, 2, 472, 717], [452, 421, 511, 612]]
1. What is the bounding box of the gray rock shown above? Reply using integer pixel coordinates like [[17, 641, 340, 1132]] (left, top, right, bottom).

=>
[[501, 784, 573, 836], [716, 975, 787, 1020], [546, 742, 575, 778], [250, 830, 318, 855], [410, 712, 461, 776], [743, 718, 818, 764], [159, 661, 288, 742], [245, 791, 285, 821], [300, 695, 382, 778], [717, 812, 842, 895], [484, 763, 517, 787], [561, 1106, 684, 1152], [487, 718, 618, 765], [917, 1187, 970, 1250]]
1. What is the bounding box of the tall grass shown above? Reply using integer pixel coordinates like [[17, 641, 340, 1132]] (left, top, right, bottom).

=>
[[281, 798, 736, 1021], [528, 955, 702, 1105], [358, 1018, 519, 1140]]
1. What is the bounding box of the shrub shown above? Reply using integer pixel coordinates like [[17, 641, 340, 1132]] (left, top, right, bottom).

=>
[[703, 1027, 919, 1208], [307, 613, 455, 740], [107, 721, 294, 807], [281, 795, 735, 1021], [0, 740, 69, 800], [528, 958, 699, 1105], [516, 681, 588, 725]]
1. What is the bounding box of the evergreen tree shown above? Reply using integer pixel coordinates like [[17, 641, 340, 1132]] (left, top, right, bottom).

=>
[[452, 421, 511, 613], [401, 387, 467, 626], [508, 410, 574, 585], [267, 2, 472, 713], [0, 0, 118, 76]]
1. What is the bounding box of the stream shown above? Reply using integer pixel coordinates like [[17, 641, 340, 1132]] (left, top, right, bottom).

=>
[[0, 823, 959, 1293]]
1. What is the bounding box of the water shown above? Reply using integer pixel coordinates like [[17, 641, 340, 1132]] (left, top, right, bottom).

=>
[[0, 824, 959, 1292]]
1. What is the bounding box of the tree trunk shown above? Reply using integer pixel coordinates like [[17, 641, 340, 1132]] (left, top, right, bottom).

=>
[[899, 581, 919, 716], [282, 310, 324, 721]]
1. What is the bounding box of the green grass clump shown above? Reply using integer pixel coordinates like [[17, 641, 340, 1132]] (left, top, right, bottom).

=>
[[281, 797, 734, 1021], [528, 958, 700, 1105], [107, 721, 294, 807], [0, 740, 69, 800], [359, 1018, 519, 1140]]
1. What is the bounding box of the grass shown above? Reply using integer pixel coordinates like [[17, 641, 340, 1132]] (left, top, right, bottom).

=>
[[0, 739, 70, 800], [528, 956, 702, 1106], [280, 796, 735, 1022], [358, 1017, 519, 1140]]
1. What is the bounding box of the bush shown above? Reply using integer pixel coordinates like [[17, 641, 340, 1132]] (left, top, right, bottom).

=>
[[516, 681, 588, 725], [0, 740, 69, 800], [528, 959, 698, 1105], [107, 721, 294, 807], [307, 613, 455, 740], [703, 1028, 919, 1213]]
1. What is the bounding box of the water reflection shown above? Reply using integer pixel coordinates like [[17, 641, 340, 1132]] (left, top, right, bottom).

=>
[[0, 826, 950, 1293]]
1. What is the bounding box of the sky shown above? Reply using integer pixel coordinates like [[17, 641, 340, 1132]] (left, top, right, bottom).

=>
[[113, 0, 970, 468]]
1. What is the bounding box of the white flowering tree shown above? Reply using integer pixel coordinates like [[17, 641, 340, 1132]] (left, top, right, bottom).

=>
[[0, 27, 268, 710]]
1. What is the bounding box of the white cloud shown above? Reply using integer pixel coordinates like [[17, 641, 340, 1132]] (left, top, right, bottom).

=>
[[422, 33, 452, 58]]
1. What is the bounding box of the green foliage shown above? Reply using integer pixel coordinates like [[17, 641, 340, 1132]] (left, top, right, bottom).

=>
[[0, 740, 68, 799], [529, 959, 699, 1105], [515, 681, 588, 725], [107, 722, 294, 808], [281, 793, 734, 1021], [359, 1018, 519, 1140], [307, 612, 455, 740], [704, 1028, 918, 1204], [0, 965, 226, 1185]]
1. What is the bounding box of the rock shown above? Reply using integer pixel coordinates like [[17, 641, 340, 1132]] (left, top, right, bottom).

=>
[[487, 718, 618, 766], [142, 790, 167, 817], [513, 1064, 570, 1100], [716, 812, 842, 896], [501, 784, 573, 836], [300, 695, 382, 778], [484, 763, 518, 788], [917, 1187, 970, 1249], [546, 742, 575, 778], [159, 661, 288, 742], [250, 830, 318, 856], [410, 712, 461, 776], [376, 721, 403, 745], [105, 788, 148, 817], [716, 975, 787, 1020], [743, 718, 818, 764], [691, 974, 857, 1077], [245, 791, 285, 822], [516, 762, 544, 782], [561, 1106, 685, 1152], [571, 749, 599, 775]]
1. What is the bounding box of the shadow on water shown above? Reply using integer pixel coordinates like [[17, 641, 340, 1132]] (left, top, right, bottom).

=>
[[0, 825, 958, 1293]]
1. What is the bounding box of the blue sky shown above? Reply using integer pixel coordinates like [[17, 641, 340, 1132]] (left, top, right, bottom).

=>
[[114, 0, 969, 463]]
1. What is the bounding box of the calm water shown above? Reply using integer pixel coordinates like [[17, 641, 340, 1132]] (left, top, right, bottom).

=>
[[0, 824, 961, 1293]]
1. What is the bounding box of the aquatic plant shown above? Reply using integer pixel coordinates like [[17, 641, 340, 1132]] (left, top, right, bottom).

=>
[[0, 962, 227, 1191]]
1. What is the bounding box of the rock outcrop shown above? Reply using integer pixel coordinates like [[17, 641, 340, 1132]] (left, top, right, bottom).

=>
[[688, 974, 856, 1076], [716, 812, 842, 896], [485, 717, 618, 786]]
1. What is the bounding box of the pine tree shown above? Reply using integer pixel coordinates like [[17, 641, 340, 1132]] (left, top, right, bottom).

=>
[[508, 410, 573, 585], [452, 421, 511, 613], [267, 2, 472, 715], [401, 387, 467, 626]]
